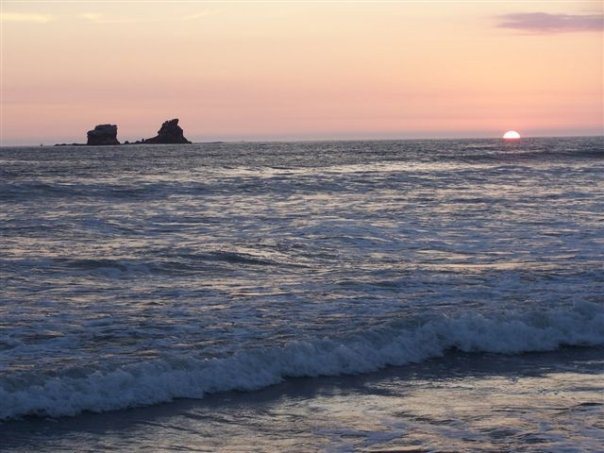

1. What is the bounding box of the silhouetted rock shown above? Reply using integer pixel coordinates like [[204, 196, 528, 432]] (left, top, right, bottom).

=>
[[144, 119, 191, 144], [87, 124, 120, 146]]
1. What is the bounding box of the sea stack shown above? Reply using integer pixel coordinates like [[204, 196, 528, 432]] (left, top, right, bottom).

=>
[[87, 124, 120, 146], [144, 118, 191, 144]]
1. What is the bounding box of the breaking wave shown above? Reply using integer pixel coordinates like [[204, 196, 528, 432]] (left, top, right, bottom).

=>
[[2, 301, 603, 420]]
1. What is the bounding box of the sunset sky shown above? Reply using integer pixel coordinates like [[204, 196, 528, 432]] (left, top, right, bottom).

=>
[[1, 1, 602, 145]]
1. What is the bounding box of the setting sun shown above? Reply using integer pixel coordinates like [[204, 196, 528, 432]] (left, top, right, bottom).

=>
[[503, 130, 521, 139]]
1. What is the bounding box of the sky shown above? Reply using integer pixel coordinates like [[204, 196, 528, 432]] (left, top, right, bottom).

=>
[[1, 1, 603, 145]]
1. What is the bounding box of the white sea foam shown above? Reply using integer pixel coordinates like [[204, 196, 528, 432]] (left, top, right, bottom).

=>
[[1, 301, 603, 420]]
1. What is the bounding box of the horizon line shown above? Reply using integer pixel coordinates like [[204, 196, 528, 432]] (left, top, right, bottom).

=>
[[2, 133, 603, 148]]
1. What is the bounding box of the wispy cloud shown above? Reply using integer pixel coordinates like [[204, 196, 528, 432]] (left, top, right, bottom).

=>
[[1, 12, 53, 24], [79, 12, 152, 24], [497, 12, 604, 34], [80, 13, 103, 23], [182, 11, 212, 21], [79, 10, 213, 24]]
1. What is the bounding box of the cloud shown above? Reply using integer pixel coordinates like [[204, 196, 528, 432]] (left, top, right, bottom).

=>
[[80, 13, 103, 22], [0, 12, 53, 23], [182, 11, 212, 21], [79, 12, 149, 24], [497, 12, 603, 33], [79, 11, 213, 24]]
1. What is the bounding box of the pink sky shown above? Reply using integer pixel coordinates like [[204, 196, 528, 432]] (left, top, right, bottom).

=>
[[1, 1, 602, 145]]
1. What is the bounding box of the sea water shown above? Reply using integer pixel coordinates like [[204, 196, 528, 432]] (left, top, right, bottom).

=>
[[1, 137, 603, 451]]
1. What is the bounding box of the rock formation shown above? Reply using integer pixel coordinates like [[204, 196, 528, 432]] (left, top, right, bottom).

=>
[[143, 119, 191, 144], [55, 119, 192, 146], [87, 124, 120, 146]]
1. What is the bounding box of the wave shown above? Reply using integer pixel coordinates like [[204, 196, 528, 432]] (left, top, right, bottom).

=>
[[460, 146, 604, 164], [1, 301, 603, 420], [0, 181, 210, 202], [1, 249, 300, 278]]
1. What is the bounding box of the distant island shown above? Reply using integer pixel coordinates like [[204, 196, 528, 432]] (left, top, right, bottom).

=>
[[55, 118, 191, 146]]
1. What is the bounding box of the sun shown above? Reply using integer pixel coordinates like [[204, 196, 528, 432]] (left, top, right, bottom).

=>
[[503, 130, 521, 140]]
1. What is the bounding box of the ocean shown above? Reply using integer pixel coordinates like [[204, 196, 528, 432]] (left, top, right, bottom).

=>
[[1, 137, 603, 451]]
